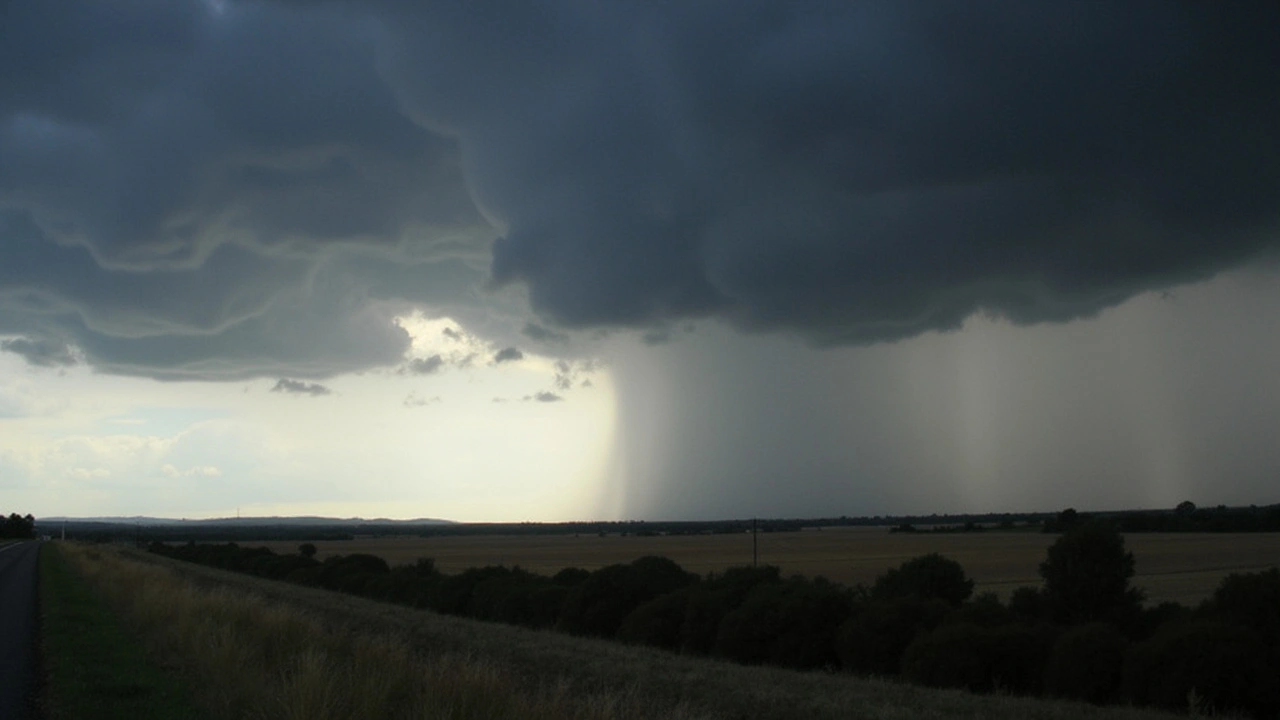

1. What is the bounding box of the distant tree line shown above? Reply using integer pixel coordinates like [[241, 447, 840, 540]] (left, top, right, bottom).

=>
[[1041, 502, 1280, 534], [152, 519, 1280, 719], [56, 500, 1280, 544], [1, 512, 36, 539]]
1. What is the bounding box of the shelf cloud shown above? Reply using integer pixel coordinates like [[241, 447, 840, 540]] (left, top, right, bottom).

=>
[[2, 0, 1277, 380]]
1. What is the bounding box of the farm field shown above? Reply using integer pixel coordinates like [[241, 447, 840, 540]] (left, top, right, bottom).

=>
[[259, 528, 1280, 606]]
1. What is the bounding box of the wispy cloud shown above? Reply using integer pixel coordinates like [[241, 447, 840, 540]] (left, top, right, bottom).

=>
[[271, 379, 332, 397]]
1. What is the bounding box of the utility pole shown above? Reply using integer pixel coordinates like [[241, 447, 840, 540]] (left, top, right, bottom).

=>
[[752, 517, 758, 568]]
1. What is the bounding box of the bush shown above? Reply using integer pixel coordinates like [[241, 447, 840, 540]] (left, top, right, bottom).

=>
[[1132, 601, 1189, 642], [901, 623, 1051, 694], [1205, 569, 1280, 650], [557, 556, 696, 638], [713, 576, 853, 669], [1007, 586, 1047, 621], [431, 565, 511, 616], [1043, 622, 1128, 704], [1124, 620, 1280, 718], [948, 592, 1014, 628], [871, 553, 973, 608], [900, 623, 988, 691], [836, 598, 949, 676], [618, 587, 694, 650], [679, 565, 783, 655], [551, 566, 591, 587]]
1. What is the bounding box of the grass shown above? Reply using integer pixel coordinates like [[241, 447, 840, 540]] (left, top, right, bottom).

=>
[[57, 542, 705, 720], [87, 543, 1188, 720], [257, 529, 1280, 605], [39, 542, 206, 720]]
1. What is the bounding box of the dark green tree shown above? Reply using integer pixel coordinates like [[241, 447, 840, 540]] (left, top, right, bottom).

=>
[[557, 556, 696, 638], [1039, 521, 1143, 624], [0, 513, 36, 539], [872, 553, 974, 607]]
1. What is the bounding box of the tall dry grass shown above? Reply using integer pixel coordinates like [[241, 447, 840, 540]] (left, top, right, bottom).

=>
[[60, 543, 702, 720]]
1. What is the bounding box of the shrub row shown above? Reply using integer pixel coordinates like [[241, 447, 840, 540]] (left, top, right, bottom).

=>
[[150, 534, 1280, 719]]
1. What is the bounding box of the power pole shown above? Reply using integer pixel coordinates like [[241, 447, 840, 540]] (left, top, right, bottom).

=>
[[752, 517, 758, 568]]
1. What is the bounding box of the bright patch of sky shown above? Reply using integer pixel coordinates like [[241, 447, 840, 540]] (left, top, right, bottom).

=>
[[0, 315, 616, 521]]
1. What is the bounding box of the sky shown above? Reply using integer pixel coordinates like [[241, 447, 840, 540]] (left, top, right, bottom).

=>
[[2, 1, 1278, 522]]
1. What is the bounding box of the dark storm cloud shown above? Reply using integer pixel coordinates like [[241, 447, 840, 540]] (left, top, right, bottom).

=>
[[0, 337, 77, 367], [0, 0, 490, 379], [270, 378, 331, 396], [641, 330, 672, 346], [379, 1, 1280, 343], [522, 322, 568, 344], [403, 354, 444, 375], [493, 347, 523, 364], [4, 1, 1279, 383]]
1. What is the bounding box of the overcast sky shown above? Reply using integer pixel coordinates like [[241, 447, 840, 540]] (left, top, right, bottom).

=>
[[2, 1, 1278, 521]]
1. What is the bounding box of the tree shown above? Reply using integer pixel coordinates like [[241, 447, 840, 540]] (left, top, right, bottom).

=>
[[557, 556, 696, 638], [298, 543, 317, 558], [0, 513, 35, 539], [871, 553, 974, 607], [1039, 521, 1143, 624]]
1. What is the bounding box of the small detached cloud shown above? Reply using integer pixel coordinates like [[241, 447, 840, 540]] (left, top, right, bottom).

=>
[[552, 359, 602, 391], [524, 391, 563, 403], [271, 378, 332, 396], [1, 337, 79, 367], [523, 322, 568, 344], [403, 392, 442, 408], [641, 330, 672, 346], [403, 354, 445, 375], [162, 464, 222, 478], [493, 347, 524, 364]]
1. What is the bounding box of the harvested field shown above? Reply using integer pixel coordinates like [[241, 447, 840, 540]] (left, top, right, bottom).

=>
[[259, 528, 1280, 606]]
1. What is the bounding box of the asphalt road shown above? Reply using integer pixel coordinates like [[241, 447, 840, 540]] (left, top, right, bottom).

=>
[[0, 541, 41, 720]]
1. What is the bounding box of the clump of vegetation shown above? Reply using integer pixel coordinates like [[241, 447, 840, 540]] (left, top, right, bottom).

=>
[[1043, 622, 1128, 704], [871, 552, 974, 607], [1039, 522, 1143, 626], [557, 556, 696, 638], [1124, 620, 1279, 718], [1, 511, 36, 538], [901, 622, 1051, 695], [712, 576, 853, 669], [836, 597, 950, 676]]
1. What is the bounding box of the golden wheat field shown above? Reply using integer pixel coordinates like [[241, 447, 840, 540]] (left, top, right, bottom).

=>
[[260, 528, 1280, 606]]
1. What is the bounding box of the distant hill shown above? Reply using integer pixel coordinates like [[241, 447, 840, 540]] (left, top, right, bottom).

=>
[[39, 515, 455, 526]]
